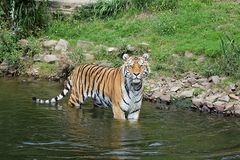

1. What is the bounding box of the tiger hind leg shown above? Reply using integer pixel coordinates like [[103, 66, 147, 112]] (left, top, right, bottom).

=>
[[68, 93, 83, 109]]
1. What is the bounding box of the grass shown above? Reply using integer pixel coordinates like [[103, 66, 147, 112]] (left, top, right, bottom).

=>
[[2, 0, 240, 79]]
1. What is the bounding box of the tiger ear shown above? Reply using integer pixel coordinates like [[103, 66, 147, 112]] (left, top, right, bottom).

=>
[[143, 53, 149, 61], [122, 54, 129, 61]]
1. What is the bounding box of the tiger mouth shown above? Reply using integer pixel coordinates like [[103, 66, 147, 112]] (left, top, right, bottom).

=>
[[132, 79, 141, 84]]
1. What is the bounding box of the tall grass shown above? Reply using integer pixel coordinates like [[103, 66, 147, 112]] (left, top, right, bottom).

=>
[[0, 0, 50, 39], [219, 35, 240, 78], [73, 0, 178, 20]]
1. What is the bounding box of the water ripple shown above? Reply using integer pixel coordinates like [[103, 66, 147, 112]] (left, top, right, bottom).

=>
[[22, 141, 94, 148]]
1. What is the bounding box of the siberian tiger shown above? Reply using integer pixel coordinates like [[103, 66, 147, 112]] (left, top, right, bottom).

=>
[[32, 53, 150, 120]]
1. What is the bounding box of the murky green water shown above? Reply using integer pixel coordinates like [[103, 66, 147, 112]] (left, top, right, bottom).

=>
[[0, 78, 240, 160]]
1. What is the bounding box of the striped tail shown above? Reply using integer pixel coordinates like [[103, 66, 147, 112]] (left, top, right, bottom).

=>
[[32, 79, 72, 104]]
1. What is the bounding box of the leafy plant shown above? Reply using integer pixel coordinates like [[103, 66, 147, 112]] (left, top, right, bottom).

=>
[[0, 29, 22, 64], [193, 87, 203, 96], [0, 0, 50, 39]]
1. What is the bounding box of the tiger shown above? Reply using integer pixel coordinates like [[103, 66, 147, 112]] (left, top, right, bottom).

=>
[[32, 53, 150, 120]]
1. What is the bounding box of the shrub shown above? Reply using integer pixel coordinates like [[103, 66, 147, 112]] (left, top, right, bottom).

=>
[[0, 0, 50, 39], [0, 29, 22, 64]]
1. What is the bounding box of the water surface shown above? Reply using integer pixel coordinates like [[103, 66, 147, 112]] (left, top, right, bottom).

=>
[[0, 78, 240, 160]]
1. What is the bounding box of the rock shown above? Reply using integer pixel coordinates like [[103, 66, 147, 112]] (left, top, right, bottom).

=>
[[234, 104, 240, 114], [213, 101, 225, 107], [218, 95, 230, 102], [107, 47, 118, 53], [179, 90, 193, 98], [224, 102, 235, 111], [17, 39, 28, 48], [33, 54, 43, 62], [204, 101, 214, 108], [184, 51, 193, 58], [205, 94, 220, 103], [153, 90, 171, 102], [43, 40, 58, 48], [43, 55, 59, 63], [170, 85, 181, 92], [192, 97, 203, 107], [84, 53, 95, 61], [127, 45, 136, 52], [192, 83, 205, 89], [209, 76, 220, 84], [55, 39, 69, 53], [0, 60, 9, 72], [76, 40, 94, 51], [201, 105, 210, 112], [228, 83, 236, 92], [229, 94, 240, 100], [157, 94, 171, 103], [187, 77, 197, 85], [215, 104, 225, 112]]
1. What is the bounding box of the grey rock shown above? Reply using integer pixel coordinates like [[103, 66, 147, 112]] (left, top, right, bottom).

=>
[[234, 104, 240, 114], [55, 39, 69, 53], [224, 102, 235, 111], [0, 60, 9, 72], [209, 76, 220, 84], [43, 55, 59, 63], [33, 54, 43, 62], [218, 95, 230, 102], [205, 94, 220, 103], [187, 77, 197, 85], [213, 101, 225, 107], [170, 85, 181, 92], [107, 47, 118, 53], [229, 94, 240, 100], [127, 45, 136, 52], [179, 90, 193, 98], [43, 40, 58, 48], [204, 101, 214, 108], [228, 83, 236, 92], [158, 94, 171, 103], [192, 97, 203, 107]]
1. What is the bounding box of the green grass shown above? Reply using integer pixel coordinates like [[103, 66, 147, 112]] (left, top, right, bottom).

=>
[[38, 0, 240, 78]]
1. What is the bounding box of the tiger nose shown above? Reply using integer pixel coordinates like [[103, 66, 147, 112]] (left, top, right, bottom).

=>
[[133, 72, 140, 76]]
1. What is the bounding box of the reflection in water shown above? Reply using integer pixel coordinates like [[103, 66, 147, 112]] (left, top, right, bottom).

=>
[[0, 78, 240, 160], [65, 104, 143, 159]]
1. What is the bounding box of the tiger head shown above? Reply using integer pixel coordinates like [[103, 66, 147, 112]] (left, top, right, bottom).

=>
[[122, 53, 150, 85]]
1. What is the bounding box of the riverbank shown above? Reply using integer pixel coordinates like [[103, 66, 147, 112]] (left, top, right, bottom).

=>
[[1, 0, 240, 116], [1, 38, 240, 116]]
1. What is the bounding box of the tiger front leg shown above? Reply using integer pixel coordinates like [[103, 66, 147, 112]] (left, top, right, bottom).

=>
[[127, 110, 140, 121], [112, 103, 126, 120]]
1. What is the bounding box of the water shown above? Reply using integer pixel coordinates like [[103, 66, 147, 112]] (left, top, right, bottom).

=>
[[0, 78, 240, 160]]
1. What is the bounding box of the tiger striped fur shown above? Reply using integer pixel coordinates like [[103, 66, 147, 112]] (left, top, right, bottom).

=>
[[32, 53, 150, 120]]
